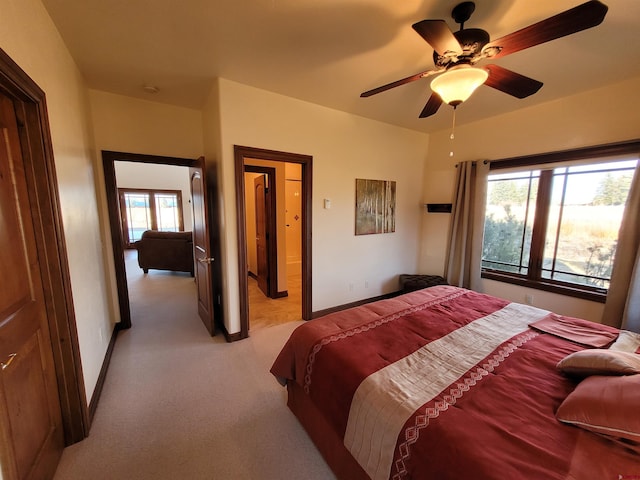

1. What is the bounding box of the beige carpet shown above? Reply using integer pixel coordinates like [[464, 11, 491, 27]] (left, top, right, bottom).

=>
[[53, 252, 335, 479]]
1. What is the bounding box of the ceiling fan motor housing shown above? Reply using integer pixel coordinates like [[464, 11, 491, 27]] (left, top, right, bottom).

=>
[[433, 28, 490, 67]]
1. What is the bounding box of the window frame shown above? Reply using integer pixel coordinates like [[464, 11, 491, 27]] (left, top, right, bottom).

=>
[[481, 140, 640, 303], [118, 188, 184, 247]]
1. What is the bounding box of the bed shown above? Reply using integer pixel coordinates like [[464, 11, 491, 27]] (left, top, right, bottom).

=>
[[270, 285, 640, 480]]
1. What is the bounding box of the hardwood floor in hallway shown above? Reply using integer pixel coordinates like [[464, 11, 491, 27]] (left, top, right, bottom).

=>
[[248, 262, 302, 331]]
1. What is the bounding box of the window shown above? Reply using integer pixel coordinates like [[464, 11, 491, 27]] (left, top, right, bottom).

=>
[[481, 143, 638, 301], [119, 189, 184, 246]]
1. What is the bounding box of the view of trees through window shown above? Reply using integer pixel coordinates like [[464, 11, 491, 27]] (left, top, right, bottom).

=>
[[118, 189, 183, 246], [482, 159, 637, 292]]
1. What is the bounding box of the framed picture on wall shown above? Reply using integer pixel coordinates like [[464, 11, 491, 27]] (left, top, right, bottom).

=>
[[355, 178, 396, 235]]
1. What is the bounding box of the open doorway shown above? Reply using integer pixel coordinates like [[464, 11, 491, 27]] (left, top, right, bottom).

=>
[[244, 162, 303, 329], [234, 146, 312, 336], [102, 151, 220, 333]]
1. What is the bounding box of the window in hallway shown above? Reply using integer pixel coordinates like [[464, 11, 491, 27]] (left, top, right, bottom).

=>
[[119, 188, 184, 246]]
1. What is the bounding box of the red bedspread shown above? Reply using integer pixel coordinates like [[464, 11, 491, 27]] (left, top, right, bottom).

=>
[[271, 286, 640, 480]]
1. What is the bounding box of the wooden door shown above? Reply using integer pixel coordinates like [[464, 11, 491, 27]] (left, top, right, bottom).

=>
[[254, 175, 269, 296], [190, 159, 216, 336], [0, 93, 64, 478]]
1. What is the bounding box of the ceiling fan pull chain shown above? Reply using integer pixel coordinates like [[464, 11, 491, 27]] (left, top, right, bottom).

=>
[[449, 107, 457, 157]]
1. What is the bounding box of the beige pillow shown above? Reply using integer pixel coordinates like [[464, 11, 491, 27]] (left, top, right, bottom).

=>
[[609, 330, 640, 353], [557, 349, 640, 376], [557, 374, 640, 442]]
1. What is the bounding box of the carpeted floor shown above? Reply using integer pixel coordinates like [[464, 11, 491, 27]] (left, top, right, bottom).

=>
[[53, 252, 335, 479]]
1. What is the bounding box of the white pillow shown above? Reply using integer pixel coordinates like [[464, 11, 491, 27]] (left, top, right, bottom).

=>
[[608, 330, 640, 353]]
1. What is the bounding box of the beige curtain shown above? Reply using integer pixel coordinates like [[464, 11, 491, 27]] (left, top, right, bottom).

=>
[[444, 160, 490, 291], [602, 165, 640, 332]]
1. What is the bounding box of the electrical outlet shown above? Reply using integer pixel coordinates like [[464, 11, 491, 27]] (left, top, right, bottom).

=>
[[349, 283, 354, 292], [525, 294, 534, 305], [365, 280, 369, 289]]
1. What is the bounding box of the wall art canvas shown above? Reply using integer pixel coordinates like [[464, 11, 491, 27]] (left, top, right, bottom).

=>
[[355, 178, 396, 235]]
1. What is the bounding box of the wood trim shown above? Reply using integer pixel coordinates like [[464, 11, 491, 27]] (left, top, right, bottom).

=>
[[234, 146, 313, 340], [274, 291, 289, 299], [0, 48, 89, 443], [484, 139, 640, 300], [234, 151, 250, 338], [102, 151, 198, 330], [489, 139, 640, 171], [103, 155, 132, 329], [528, 170, 553, 280], [217, 321, 244, 343], [312, 291, 402, 319], [482, 270, 606, 302], [88, 325, 120, 422]]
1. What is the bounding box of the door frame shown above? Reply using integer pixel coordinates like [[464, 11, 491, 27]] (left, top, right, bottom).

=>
[[245, 166, 278, 298], [102, 151, 208, 329], [234, 145, 313, 335], [0, 48, 88, 443]]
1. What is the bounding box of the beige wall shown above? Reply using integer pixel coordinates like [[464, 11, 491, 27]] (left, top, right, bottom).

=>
[[420, 75, 640, 322], [205, 78, 430, 334], [88, 90, 204, 158], [0, 0, 112, 401]]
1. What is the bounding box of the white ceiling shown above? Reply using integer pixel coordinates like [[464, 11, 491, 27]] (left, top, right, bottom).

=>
[[41, 0, 640, 133]]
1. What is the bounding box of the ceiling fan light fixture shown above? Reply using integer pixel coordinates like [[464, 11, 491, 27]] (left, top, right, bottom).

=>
[[430, 66, 488, 106]]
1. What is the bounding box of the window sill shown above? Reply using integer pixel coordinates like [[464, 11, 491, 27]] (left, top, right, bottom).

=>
[[481, 270, 607, 303]]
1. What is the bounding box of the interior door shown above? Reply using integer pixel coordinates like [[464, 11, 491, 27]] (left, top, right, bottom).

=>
[[0, 93, 64, 478], [254, 175, 269, 296], [190, 159, 215, 335]]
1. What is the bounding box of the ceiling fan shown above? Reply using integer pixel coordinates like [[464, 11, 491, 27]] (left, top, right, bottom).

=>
[[360, 1, 608, 118]]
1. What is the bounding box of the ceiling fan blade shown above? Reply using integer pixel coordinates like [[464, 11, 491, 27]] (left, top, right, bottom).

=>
[[412, 20, 461, 55], [419, 93, 443, 118], [360, 69, 440, 97], [485, 0, 608, 60], [484, 64, 543, 98]]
